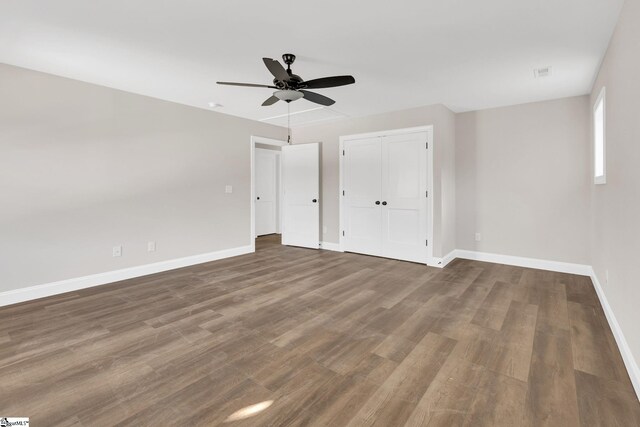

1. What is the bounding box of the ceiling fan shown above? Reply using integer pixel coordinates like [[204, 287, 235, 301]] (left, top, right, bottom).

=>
[[217, 53, 355, 106]]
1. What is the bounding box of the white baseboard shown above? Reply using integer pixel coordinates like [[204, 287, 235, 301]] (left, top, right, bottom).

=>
[[427, 257, 444, 268], [441, 250, 457, 268], [320, 241, 342, 252], [590, 269, 640, 400], [453, 249, 592, 276], [0, 245, 254, 308]]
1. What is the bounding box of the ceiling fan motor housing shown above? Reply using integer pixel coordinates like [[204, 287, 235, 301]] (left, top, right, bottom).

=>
[[275, 74, 303, 89]]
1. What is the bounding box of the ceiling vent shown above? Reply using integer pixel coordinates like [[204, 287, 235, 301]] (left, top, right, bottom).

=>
[[534, 66, 552, 78]]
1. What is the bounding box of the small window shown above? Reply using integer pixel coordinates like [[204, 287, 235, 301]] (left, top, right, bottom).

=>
[[594, 87, 606, 184]]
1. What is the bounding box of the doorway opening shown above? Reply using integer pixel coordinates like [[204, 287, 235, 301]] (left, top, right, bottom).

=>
[[251, 136, 287, 251]]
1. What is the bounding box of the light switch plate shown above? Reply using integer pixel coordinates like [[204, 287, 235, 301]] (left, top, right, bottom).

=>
[[225, 185, 233, 194]]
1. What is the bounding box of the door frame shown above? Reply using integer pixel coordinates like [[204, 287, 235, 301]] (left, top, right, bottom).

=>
[[338, 125, 434, 264], [250, 136, 287, 251]]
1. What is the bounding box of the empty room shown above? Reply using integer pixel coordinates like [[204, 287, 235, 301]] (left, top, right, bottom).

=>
[[1, 0, 640, 425]]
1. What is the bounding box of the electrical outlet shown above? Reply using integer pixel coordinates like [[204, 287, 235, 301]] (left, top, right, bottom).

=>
[[225, 185, 233, 194], [475, 233, 482, 242], [148, 241, 156, 252], [112, 245, 122, 257]]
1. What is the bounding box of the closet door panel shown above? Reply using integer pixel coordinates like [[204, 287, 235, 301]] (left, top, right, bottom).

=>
[[343, 137, 382, 257], [381, 132, 428, 263]]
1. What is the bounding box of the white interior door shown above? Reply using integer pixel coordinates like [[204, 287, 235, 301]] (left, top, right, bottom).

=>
[[255, 148, 278, 236], [282, 143, 319, 249], [381, 132, 428, 263], [343, 137, 383, 257]]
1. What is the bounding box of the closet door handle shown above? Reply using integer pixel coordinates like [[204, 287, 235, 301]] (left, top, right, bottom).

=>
[[256, 196, 260, 200], [312, 199, 317, 203], [382, 201, 387, 206], [375, 201, 380, 205]]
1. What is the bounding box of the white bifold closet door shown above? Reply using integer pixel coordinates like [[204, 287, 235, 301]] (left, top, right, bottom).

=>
[[255, 148, 278, 236], [344, 131, 428, 263], [282, 143, 320, 249]]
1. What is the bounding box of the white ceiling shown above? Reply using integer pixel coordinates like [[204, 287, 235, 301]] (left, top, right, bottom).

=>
[[0, 0, 623, 127]]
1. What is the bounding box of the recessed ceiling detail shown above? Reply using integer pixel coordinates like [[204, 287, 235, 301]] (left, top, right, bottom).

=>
[[259, 107, 348, 127]]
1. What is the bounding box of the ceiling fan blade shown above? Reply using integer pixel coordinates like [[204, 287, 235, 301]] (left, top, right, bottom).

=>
[[263, 58, 290, 82], [262, 95, 279, 106], [300, 90, 335, 106], [303, 75, 355, 89], [217, 81, 277, 88]]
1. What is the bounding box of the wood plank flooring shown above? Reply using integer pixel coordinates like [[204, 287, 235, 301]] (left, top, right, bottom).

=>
[[1, 234, 638, 426]]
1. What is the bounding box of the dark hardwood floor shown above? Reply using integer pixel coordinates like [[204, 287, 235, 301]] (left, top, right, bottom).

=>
[[1, 235, 639, 426]]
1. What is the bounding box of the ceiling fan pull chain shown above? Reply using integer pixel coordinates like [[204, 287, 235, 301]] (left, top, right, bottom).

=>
[[288, 102, 291, 144]]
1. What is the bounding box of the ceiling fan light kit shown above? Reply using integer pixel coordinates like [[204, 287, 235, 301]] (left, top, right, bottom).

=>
[[274, 89, 304, 102], [217, 53, 355, 107]]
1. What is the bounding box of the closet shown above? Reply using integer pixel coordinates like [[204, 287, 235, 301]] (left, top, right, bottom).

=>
[[341, 129, 430, 264]]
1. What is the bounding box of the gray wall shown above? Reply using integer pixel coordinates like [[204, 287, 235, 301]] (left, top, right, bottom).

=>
[[0, 63, 287, 292], [456, 96, 591, 264], [292, 104, 456, 258], [589, 0, 640, 376]]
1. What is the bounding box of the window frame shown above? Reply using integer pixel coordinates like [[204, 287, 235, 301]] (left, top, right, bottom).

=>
[[593, 87, 606, 185]]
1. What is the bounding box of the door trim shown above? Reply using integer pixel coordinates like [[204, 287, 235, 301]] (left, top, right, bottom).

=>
[[250, 136, 287, 251], [338, 125, 434, 264]]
